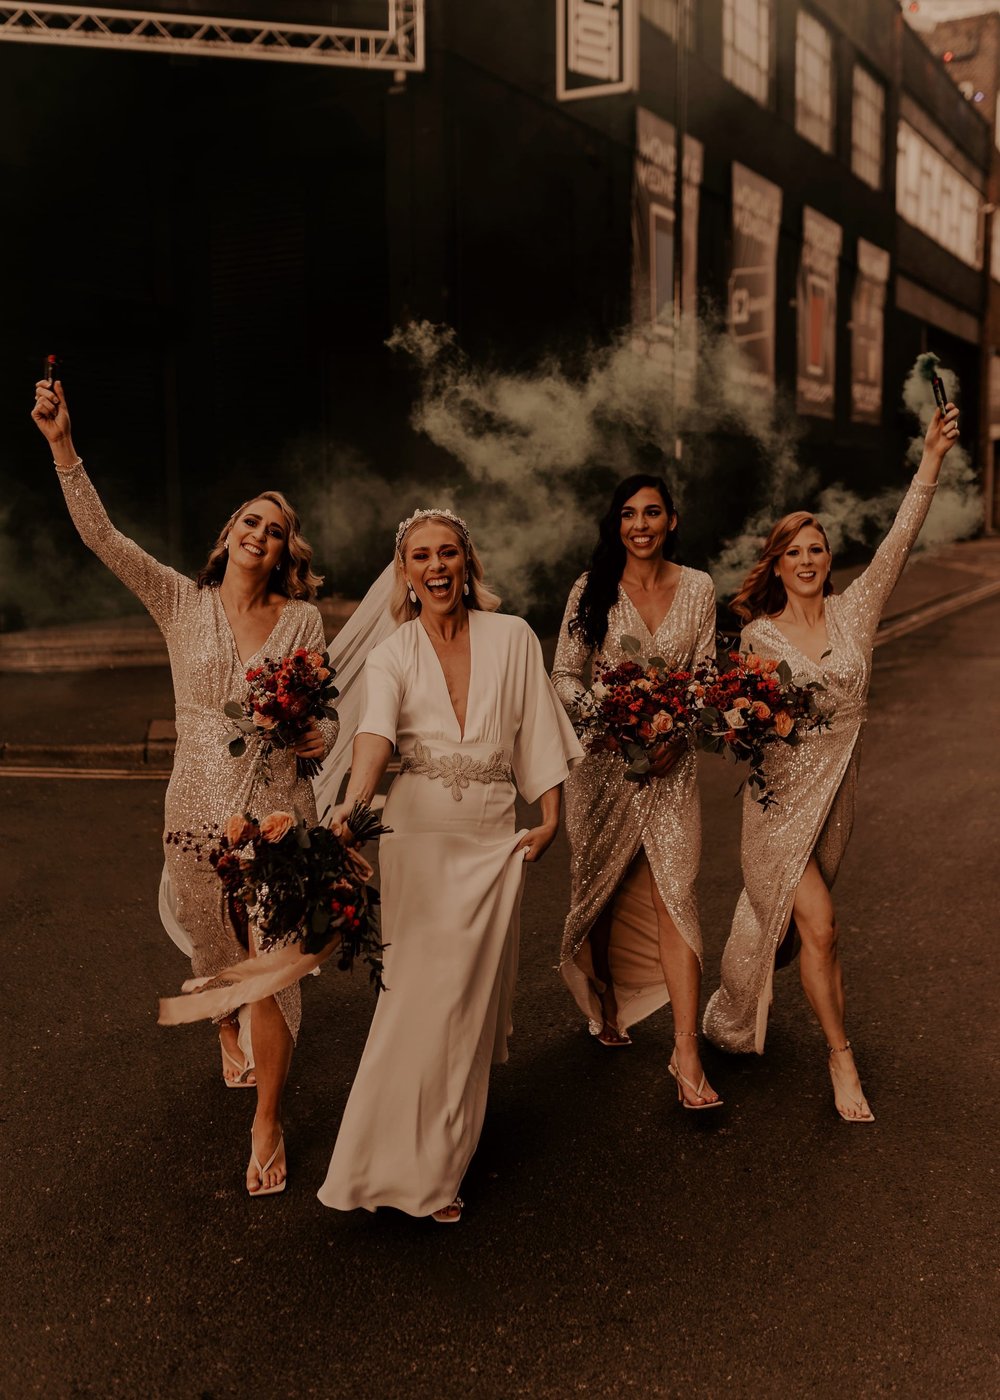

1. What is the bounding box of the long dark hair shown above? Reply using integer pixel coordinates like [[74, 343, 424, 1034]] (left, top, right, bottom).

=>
[[569, 473, 678, 651]]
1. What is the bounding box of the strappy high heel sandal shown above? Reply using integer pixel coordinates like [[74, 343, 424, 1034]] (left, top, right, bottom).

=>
[[431, 1196, 463, 1224], [668, 1030, 723, 1111], [828, 1041, 875, 1123], [248, 1129, 286, 1196]]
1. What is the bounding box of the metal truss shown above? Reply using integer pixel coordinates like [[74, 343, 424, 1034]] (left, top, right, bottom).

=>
[[0, 1, 424, 69]]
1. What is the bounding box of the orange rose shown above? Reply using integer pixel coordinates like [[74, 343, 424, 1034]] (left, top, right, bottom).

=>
[[224, 814, 255, 847], [651, 710, 674, 734], [316, 667, 330, 681], [308, 651, 325, 668], [732, 697, 751, 710], [774, 711, 794, 737], [253, 712, 277, 729], [750, 701, 771, 721], [259, 811, 295, 843]]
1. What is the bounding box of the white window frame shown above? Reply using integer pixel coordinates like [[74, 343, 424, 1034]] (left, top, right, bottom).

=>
[[795, 9, 834, 155], [896, 121, 982, 269], [851, 63, 885, 190], [722, 0, 771, 108]]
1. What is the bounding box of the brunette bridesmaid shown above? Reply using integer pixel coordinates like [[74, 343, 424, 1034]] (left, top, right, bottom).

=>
[[551, 473, 721, 1109]]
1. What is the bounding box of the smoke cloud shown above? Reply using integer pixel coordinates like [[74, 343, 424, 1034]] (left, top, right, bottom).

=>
[[6, 327, 980, 632], [294, 323, 982, 624]]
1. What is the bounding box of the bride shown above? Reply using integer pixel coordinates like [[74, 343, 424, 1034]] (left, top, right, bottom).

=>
[[318, 508, 582, 1221]]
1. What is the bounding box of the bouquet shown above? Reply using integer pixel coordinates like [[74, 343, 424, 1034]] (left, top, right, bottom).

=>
[[691, 651, 831, 809], [224, 648, 339, 781], [167, 801, 389, 987], [575, 634, 699, 783]]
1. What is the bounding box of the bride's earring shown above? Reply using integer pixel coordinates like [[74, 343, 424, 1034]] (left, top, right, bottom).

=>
[[463, 578, 470, 596], [407, 581, 417, 604]]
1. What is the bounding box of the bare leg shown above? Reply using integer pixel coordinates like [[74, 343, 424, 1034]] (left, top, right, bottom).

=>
[[588, 903, 629, 1044], [245, 936, 293, 1191], [218, 1013, 255, 1086], [792, 857, 873, 1122], [647, 865, 718, 1106]]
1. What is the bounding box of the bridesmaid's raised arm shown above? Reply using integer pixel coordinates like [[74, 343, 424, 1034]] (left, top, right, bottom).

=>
[[840, 402, 959, 637], [31, 377, 188, 630]]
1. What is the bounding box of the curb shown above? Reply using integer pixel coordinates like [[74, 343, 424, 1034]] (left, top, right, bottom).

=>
[[874, 576, 1000, 646], [0, 739, 174, 770]]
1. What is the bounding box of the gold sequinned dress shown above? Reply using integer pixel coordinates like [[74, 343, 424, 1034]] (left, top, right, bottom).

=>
[[318, 611, 582, 1216], [552, 569, 718, 1033], [703, 479, 938, 1055], [57, 464, 338, 1040]]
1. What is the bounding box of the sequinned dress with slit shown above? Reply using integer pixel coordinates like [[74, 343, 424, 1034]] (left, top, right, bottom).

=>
[[318, 611, 582, 1216], [57, 463, 338, 1040], [703, 479, 937, 1055], [551, 569, 718, 1034]]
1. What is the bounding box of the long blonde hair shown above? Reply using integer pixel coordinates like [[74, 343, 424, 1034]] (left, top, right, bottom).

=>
[[196, 490, 323, 601], [392, 513, 501, 623], [730, 511, 833, 623]]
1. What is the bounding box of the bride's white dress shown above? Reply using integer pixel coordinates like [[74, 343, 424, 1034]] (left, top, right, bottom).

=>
[[318, 610, 581, 1216]]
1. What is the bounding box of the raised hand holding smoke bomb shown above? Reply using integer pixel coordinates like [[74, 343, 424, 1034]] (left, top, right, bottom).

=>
[[31, 366, 77, 464], [911, 353, 960, 482], [916, 351, 950, 413]]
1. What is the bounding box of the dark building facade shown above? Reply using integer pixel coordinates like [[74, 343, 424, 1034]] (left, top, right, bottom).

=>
[[1, 0, 993, 629]]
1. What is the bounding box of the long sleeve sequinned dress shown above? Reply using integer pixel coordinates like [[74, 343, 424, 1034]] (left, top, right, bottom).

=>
[[703, 479, 937, 1055], [57, 464, 338, 1040], [551, 569, 718, 1033], [318, 611, 582, 1216]]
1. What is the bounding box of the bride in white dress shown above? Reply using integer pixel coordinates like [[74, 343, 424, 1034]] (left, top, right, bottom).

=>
[[319, 508, 582, 1222]]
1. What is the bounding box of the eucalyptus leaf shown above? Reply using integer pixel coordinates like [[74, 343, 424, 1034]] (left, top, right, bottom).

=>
[[777, 659, 793, 684], [228, 737, 247, 758], [223, 700, 245, 720], [620, 634, 642, 656]]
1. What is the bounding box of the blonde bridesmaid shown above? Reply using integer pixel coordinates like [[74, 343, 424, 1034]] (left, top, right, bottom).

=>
[[32, 376, 337, 1194]]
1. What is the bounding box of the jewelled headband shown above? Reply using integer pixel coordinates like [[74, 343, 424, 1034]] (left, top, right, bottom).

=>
[[395, 507, 472, 557]]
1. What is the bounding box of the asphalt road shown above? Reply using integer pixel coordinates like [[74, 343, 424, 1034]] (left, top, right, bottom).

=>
[[2, 599, 999, 1399]]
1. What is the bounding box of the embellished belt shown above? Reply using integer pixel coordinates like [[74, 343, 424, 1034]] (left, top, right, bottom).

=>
[[398, 739, 513, 801]]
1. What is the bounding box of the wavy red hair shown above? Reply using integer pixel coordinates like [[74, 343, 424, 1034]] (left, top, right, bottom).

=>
[[730, 511, 833, 623]]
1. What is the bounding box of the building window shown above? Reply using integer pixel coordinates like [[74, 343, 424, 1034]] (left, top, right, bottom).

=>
[[852, 64, 885, 190], [641, 0, 694, 44], [795, 9, 834, 153], [897, 121, 982, 268], [722, 0, 771, 107]]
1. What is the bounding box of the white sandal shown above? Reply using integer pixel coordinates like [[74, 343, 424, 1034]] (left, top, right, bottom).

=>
[[431, 1196, 463, 1224], [248, 1130, 286, 1197]]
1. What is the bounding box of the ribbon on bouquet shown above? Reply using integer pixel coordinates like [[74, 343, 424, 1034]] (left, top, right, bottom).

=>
[[158, 937, 341, 1026]]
